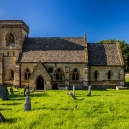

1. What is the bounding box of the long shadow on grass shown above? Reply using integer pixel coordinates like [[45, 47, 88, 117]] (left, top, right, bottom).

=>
[[76, 98, 84, 100], [33, 107, 70, 111], [30, 93, 49, 97], [5, 118, 17, 123], [93, 89, 108, 91], [92, 95, 101, 96], [5, 98, 25, 101], [0, 102, 21, 105], [0, 108, 12, 110]]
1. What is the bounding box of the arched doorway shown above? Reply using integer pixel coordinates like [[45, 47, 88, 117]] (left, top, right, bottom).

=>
[[36, 76, 44, 90]]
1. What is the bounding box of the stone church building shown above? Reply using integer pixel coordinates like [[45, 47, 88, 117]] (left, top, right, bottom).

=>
[[0, 20, 125, 90]]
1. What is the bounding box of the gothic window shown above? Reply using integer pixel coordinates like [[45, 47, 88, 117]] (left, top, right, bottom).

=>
[[25, 68, 30, 80], [6, 32, 15, 47], [107, 71, 112, 79], [55, 68, 63, 80], [10, 69, 14, 80], [94, 70, 99, 80], [72, 68, 79, 80], [7, 51, 9, 56]]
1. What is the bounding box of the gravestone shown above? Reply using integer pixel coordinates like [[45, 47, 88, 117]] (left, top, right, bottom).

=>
[[74, 105, 77, 110], [24, 86, 29, 96], [0, 113, 5, 122], [10, 87, 15, 97], [24, 88, 31, 111], [0, 86, 8, 100], [87, 85, 91, 96], [66, 86, 68, 95], [25, 89, 30, 96], [4, 86, 9, 95], [69, 92, 76, 100], [73, 85, 75, 96]]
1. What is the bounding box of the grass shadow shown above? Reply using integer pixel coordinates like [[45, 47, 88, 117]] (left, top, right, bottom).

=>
[[30, 93, 49, 97], [5, 118, 17, 123], [93, 89, 108, 91], [92, 95, 101, 96], [0, 108, 12, 110], [60, 108, 69, 110], [76, 98, 84, 100], [5, 98, 25, 101], [1, 102, 21, 105]]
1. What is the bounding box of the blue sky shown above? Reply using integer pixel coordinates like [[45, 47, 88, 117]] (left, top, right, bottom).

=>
[[0, 0, 129, 43]]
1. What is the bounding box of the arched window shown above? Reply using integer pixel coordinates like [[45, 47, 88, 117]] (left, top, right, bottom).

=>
[[10, 69, 14, 80], [25, 68, 30, 80], [6, 32, 15, 47], [72, 68, 79, 80], [107, 71, 112, 79], [94, 70, 99, 80], [55, 68, 63, 80]]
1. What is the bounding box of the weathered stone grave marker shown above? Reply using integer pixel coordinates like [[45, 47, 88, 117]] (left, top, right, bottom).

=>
[[73, 85, 75, 96], [74, 105, 77, 110], [10, 87, 15, 97], [24, 88, 31, 111], [66, 86, 68, 95], [87, 85, 91, 96], [0, 86, 8, 100], [24, 85, 29, 96], [69, 92, 76, 100], [0, 113, 5, 122]]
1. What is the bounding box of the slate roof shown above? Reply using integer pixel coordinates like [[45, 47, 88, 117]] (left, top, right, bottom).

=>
[[18, 37, 86, 63], [87, 43, 121, 66]]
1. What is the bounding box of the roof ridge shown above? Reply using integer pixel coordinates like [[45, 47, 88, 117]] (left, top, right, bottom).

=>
[[27, 37, 83, 39]]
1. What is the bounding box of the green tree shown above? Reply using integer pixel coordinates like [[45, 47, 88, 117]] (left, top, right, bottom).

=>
[[97, 39, 129, 71]]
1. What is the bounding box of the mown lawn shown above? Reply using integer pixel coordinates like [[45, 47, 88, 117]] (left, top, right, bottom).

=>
[[125, 78, 129, 86], [0, 88, 129, 129]]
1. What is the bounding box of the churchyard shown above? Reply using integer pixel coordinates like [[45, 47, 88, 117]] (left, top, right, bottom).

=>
[[0, 87, 129, 129]]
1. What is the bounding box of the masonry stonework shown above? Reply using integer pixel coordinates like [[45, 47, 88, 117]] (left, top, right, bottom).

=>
[[0, 20, 125, 90]]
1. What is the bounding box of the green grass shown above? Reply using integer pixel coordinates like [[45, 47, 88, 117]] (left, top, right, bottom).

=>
[[125, 78, 129, 86], [1, 88, 129, 129]]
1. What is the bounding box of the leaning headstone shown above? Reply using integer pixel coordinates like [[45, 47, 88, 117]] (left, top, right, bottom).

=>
[[0, 113, 5, 122], [87, 85, 91, 96], [0, 86, 8, 100], [24, 86, 29, 96], [69, 92, 76, 100], [66, 86, 68, 95], [73, 85, 75, 96], [10, 87, 15, 97], [24, 88, 31, 111]]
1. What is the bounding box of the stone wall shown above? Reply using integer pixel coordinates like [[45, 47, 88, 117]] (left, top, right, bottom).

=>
[[89, 66, 125, 87], [20, 62, 88, 89], [0, 21, 29, 86]]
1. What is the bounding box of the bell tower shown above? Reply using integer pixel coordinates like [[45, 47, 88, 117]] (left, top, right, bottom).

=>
[[0, 20, 29, 86]]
